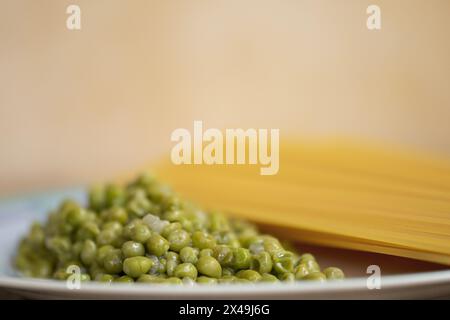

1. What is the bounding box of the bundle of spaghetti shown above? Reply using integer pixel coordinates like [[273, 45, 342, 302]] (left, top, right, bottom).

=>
[[145, 138, 450, 265]]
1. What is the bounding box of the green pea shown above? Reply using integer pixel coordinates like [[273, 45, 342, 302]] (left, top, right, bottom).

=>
[[123, 256, 154, 278], [272, 251, 295, 274], [232, 248, 251, 270], [303, 259, 320, 273], [103, 250, 123, 274], [163, 277, 183, 285], [103, 207, 128, 225], [301, 272, 326, 282], [197, 276, 218, 284], [236, 270, 262, 282], [218, 275, 238, 284], [196, 256, 222, 278], [179, 247, 199, 264], [167, 229, 191, 252], [105, 184, 125, 207], [323, 267, 345, 280], [262, 236, 284, 255], [299, 253, 315, 262], [165, 252, 180, 276], [122, 241, 145, 258], [146, 233, 170, 256], [96, 273, 115, 283], [96, 245, 115, 266], [76, 221, 100, 241], [251, 251, 273, 274], [89, 184, 106, 210], [80, 240, 97, 266], [137, 274, 163, 283], [192, 231, 217, 249], [161, 222, 182, 238], [66, 207, 86, 227], [212, 245, 233, 267], [199, 248, 213, 258], [130, 224, 152, 243], [294, 263, 310, 280], [96, 229, 119, 246], [115, 275, 134, 283], [221, 267, 235, 276], [174, 263, 198, 280], [28, 223, 45, 247], [260, 273, 279, 283], [279, 272, 295, 282]]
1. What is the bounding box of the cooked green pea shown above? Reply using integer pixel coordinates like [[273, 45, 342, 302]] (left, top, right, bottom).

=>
[[212, 245, 233, 266], [163, 277, 183, 285], [196, 256, 222, 278], [167, 229, 191, 252], [199, 248, 213, 258], [103, 250, 123, 274], [146, 233, 170, 256], [96, 229, 119, 246], [218, 275, 237, 284], [137, 274, 162, 283], [115, 275, 134, 283], [76, 221, 100, 241], [161, 222, 182, 238], [180, 247, 199, 264], [279, 272, 295, 282], [272, 251, 295, 274], [221, 267, 235, 276], [260, 273, 279, 283], [251, 251, 273, 274], [236, 270, 262, 282], [96, 273, 115, 283], [294, 263, 310, 280], [303, 259, 320, 273], [232, 248, 251, 270], [105, 184, 125, 207], [165, 252, 180, 276], [174, 263, 198, 279], [103, 207, 128, 225], [96, 245, 115, 266], [123, 256, 154, 278], [323, 267, 345, 280], [301, 272, 326, 282], [197, 276, 218, 284], [130, 224, 152, 243], [192, 231, 216, 249], [121, 241, 145, 258], [80, 240, 97, 266]]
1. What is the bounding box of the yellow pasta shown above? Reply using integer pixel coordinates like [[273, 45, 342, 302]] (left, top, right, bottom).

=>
[[128, 139, 450, 265]]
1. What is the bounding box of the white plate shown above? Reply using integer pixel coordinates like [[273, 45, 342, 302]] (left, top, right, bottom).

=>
[[1, 188, 449, 299]]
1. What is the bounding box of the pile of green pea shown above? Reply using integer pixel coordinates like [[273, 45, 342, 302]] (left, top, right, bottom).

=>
[[15, 173, 344, 284]]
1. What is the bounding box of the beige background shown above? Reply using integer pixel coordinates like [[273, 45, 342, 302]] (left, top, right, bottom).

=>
[[1, 0, 450, 195]]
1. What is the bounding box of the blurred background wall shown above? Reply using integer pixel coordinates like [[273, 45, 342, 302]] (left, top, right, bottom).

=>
[[1, 0, 449, 195]]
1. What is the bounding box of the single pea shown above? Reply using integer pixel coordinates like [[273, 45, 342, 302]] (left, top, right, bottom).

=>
[[260, 273, 279, 283], [163, 209, 184, 222], [323, 267, 345, 280], [66, 207, 86, 227], [123, 219, 143, 239], [96, 274, 115, 283], [76, 221, 100, 241], [115, 275, 134, 283], [161, 222, 182, 238], [212, 245, 233, 267], [174, 263, 198, 280], [137, 274, 163, 283], [199, 248, 213, 258], [236, 270, 262, 282], [301, 272, 327, 282], [167, 229, 191, 252], [197, 276, 218, 284], [103, 250, 123, 274], [80, 239, 97, 266], [299, 253, 315, 262], [103, 207, 128, 225], [218, 276, 238, 284], [130, 224, 152, 243], [162, 277, 184, 285], [232, 248, 252, 270], [251, 251, 273, 274], [192, 231, 217, 249], [196, 256, 222, 278], [146, 233, 170, 256], [123, 256, 154, 278], [221, 267, 235, 276], [96, 245, 115, 266], [105, 184, 125, 207], [96, 229, 119, 246], [272, 251, 295, 274], [122, 241, 145, 258], [165, 252, 180, 276], [279, 272, 295, 282], [179, 247, 199, 264], [294, 263, 310, 280], [262, 236, 284, 255], [303, 259, 320, 273], [89, 184, 106, 210]]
